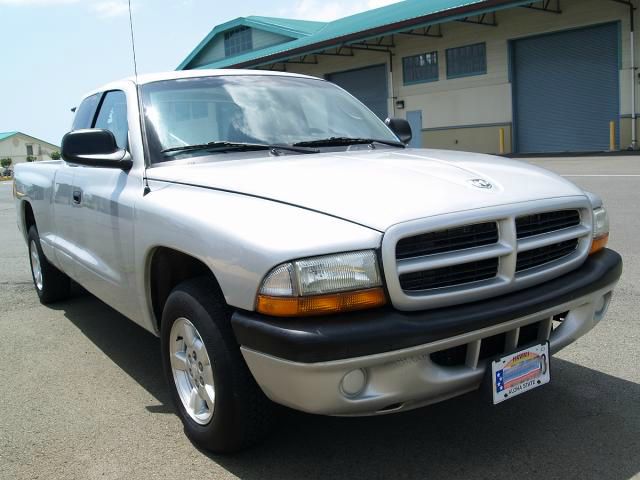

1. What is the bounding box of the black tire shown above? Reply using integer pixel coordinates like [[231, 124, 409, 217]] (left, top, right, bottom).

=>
[[27, 226, 71, 304], [160, 277, 275, 453]]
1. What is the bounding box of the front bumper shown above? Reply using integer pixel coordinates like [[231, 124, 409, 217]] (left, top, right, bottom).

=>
[[232, 249, 622, 416]]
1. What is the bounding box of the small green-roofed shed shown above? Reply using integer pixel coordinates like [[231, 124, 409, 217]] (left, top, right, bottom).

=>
[[0, 132, 19, 142]]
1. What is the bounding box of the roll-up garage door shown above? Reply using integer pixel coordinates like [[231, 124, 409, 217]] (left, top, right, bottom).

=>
[[328, 64, 388, 120], [513, 23, 619, 153]]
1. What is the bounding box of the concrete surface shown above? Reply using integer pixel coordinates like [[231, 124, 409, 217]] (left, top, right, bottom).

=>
[[0, 157, 638, 480]]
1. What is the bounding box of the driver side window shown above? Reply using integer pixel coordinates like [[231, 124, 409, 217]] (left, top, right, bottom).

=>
[[94, 90, 129, 149]]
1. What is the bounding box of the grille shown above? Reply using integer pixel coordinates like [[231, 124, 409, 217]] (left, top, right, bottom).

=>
[[516, 210, 580, 239], [399, 258, 498, 291], [516, 238, 579, 272], [431, 320, 548, 368], [396, 222, 498, 260], [386, 201, 592, 310]]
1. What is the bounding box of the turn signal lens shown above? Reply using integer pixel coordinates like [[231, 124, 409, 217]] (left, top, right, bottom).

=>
[[590, 206, 610, 255], [590, 233, 609, 255], [256, 287, 387, 317], [592, 207, 610, 239]]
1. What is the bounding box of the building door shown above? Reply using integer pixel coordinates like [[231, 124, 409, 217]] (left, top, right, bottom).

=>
[[327, 64, 388, 120], [406, 110, 423, 148], [512, 23, 619, 153]]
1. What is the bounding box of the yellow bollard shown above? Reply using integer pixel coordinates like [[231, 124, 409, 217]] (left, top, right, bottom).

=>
[[609, 121, 616, 151], [499, 127, 505, 154]]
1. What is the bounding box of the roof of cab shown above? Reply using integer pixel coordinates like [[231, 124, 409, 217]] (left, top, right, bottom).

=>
[[129, 69, 316, 85], [79, 69, 320, 102]]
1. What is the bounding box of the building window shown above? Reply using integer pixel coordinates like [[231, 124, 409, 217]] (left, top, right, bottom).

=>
[[26, 144, 33, 156], [446, 43, 487, 79], [402, 52, 439, 85], [224, 26, 252, 57]]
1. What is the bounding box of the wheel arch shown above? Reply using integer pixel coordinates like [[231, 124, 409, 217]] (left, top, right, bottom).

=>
[[20, 200, 36, 242], [146, 246, 227, 333]]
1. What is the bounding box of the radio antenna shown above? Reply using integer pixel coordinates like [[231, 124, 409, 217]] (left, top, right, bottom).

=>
[[127, 0, 139, 80], [127, 0, 151, 195]]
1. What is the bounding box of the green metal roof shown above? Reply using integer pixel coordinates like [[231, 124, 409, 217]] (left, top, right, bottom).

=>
[[0, 131, 19, 142], [246, 16, 327, 36], [177, 15, 327, 69], [179, 0, 535, 70]]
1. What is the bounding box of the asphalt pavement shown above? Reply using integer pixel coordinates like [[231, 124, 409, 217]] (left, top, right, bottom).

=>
[[0, 156, 638, 480]]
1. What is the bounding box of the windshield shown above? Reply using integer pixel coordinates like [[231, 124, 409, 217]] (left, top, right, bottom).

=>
[[140, 75, 400, 163]]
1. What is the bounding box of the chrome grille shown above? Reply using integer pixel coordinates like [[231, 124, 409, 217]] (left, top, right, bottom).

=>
[[382, 198, 593, 311]]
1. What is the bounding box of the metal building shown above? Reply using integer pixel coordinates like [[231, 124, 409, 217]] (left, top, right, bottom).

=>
[[177, 0, 638, 154]]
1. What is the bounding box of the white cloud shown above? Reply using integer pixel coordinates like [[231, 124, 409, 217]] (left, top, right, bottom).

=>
[[285, 0, 401, 21], [0, 0, 79, 4], [91, 0, 130, 17], [0, 0, 133, 17]]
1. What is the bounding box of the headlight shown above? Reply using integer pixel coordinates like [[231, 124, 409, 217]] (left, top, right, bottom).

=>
[[590, 206, 609, 255], [256, 250, 386, 317]]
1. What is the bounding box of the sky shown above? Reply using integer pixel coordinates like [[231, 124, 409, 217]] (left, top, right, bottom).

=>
[[0, 0, 399, 147]]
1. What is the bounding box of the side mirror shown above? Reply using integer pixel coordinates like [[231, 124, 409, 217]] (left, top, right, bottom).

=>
[[385, 118, 412, 145], [61, 129, 132, 170]]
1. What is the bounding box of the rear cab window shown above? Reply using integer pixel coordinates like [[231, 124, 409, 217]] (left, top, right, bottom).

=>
[[94, 90, 129, 149], [72, 93, 101, 130], [72, 90, 129, 150]]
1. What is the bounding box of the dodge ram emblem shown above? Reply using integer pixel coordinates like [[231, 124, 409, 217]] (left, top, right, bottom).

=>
[[469, 178, 493, 189]]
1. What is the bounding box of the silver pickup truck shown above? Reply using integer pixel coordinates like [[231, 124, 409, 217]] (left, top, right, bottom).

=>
[[14, 70, 622, 452]]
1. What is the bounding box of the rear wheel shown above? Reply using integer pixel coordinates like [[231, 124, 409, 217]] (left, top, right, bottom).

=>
[[27, 226, 71, 304], [160, 277, 275, 453]]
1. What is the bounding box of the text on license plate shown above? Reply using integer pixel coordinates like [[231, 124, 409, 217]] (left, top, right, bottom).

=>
[[491, 343, 550, 404]]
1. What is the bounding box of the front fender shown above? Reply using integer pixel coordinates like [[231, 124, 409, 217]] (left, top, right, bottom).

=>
[[134, 182, 382, 332]]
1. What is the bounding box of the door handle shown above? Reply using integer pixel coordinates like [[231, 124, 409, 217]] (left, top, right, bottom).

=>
[[72, 190, 82, 204]]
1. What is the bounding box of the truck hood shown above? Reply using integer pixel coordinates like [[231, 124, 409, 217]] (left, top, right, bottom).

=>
[[147, 148, 586, 231]]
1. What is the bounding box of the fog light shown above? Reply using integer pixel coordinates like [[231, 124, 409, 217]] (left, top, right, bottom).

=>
[[341, 369, 367, 397]]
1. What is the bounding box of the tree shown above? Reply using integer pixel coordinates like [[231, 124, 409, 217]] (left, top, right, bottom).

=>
[[49, 151, 61, 160], [0, 158, 12, 168], [26, 156, 36, 162]]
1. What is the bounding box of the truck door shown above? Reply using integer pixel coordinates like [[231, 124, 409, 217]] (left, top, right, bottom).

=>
[[50, 164, 77, 276], [52, 93, 101, 277], [71, 90, 139, 319]]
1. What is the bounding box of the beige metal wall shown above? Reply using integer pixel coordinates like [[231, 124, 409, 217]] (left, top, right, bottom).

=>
[[423, 124, 512, 154], [618, 117, 640, 150], [275, 0, 637, 153]]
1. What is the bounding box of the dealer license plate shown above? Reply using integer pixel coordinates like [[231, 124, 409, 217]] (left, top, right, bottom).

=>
[[491, 343, 550, 405]]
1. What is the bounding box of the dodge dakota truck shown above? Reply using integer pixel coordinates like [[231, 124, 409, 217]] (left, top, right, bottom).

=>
[[14, 70, 622, 452]]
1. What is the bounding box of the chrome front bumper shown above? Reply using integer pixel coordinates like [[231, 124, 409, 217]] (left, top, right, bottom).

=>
[[240, 282, 616, 416]]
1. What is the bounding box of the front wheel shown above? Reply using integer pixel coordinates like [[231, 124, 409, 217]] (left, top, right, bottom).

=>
[[160, 277, 275, 453]]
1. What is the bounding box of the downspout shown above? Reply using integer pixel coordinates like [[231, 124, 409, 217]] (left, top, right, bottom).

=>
[[389, 48, 396, 118], [630, 2, 638, 149]]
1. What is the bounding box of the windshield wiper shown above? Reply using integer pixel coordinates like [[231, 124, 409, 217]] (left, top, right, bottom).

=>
[[161, 141, 319, 155], [292, 137, 405, 148]]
